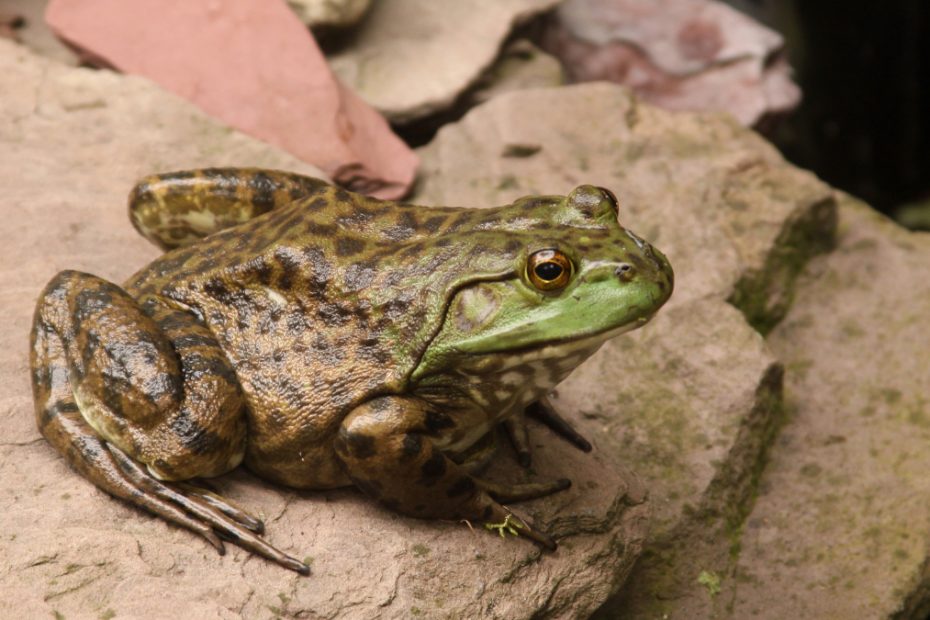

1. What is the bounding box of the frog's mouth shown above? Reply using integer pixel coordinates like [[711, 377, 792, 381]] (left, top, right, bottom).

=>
[[484, 312, 653, 360]]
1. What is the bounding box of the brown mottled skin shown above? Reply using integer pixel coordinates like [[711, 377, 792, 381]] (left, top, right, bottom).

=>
[[30, 169, 674, 574]]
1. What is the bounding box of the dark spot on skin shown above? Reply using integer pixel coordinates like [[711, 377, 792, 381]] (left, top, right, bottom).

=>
[[204, 277, 234, 304], [169, 410, 222, 455], [307, 221, 337, 237], [401, 434, 422, 460], [274, 247, 302, 290], [423, 411, 455, 435], [345, 432, 377, 459], [249, 171, 277, 211], [336, 237, 366, 257], [446, 476, 476, 498], [627, 253, 648, 272], [253, 260, 274, 286], [420, 451, 447, 480], [343, 261, 376, 292], [423, 216, 446, 233], [435, 238, 452, 247], [504, 239, 522, 253]]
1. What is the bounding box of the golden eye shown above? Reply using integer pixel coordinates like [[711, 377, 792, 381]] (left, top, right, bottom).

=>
[[527, 249, 573, 291], [596, 186, 620, 214]]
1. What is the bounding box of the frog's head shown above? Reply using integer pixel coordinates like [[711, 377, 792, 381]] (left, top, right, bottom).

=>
[[412, 185, 674, 379]]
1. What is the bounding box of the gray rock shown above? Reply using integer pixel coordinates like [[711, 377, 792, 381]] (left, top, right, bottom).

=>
[[729, 197, 930, 619], [287, 0, 372, 29], [0, 40, 648, 620], [328, 0, 561, 123]]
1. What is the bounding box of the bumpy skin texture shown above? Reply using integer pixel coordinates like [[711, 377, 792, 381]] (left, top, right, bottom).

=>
[[30, 169, 673, 574]]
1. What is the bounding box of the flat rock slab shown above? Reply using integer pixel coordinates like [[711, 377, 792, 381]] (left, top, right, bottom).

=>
[[45, 0, 418, 199], [727, 198, 930, 619], [328, 0, 560, 123], [413, 82, 835, 616], [0, 40, 649, 619]]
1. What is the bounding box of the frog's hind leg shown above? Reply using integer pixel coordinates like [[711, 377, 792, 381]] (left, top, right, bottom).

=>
[[336, 396, 564, 550], [129, 168, 330, 250], [30, 270, 309, 574]]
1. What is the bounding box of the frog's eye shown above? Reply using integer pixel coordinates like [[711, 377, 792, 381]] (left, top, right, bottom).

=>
[[527, 249, 573, 291], [596, 186, 620, 215]]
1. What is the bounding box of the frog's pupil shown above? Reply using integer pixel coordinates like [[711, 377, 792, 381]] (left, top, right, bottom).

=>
[[535, 262, 563, 281]]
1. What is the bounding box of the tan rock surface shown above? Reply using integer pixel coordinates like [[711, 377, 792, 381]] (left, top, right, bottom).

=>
[[413, 82, 836, 617], [327, 0, 560, 123], [45, 0, 418, 199], [0, 41, 648, 619], [287, 0, 372, 29]]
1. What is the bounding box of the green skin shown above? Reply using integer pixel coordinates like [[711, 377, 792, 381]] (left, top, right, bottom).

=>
[[29, 169, 673, 575]]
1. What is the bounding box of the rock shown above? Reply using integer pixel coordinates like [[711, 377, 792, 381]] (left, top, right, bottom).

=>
[[327, 0, 560, 124], [0, 40, 649, 619], [287, 0, 372, 29], [0, 0, 78, 64], [45, 0, 418, 199], [0, 9, 23, 41], [413, 82, 835, 616], [470, 40, 566, 106], [728, 197, 930, 619], [541, 0, 800, 126]]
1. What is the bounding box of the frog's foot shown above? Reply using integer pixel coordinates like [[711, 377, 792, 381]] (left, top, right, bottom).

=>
[[481, 505, 556, 550], [484, 513, 523, 538], [525, 396, 593, 453], [337, 396, 563, 552], [105, 444, 308, 574]]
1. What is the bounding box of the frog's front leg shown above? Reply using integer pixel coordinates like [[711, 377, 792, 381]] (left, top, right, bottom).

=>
[[335, 397, 568, 549], [129, 168, 330, 250], [30, 270, 309, 574]]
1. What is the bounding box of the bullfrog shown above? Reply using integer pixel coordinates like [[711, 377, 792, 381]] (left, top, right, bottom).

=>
[[30, 168, 673, 575]]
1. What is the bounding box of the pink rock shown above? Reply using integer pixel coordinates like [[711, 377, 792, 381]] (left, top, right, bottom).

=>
[[45, 0, 418, 199], [542, 0, 800, 126]]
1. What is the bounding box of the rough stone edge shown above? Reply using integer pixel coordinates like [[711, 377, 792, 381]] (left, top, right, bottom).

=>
[[728, 193, 838, 335], [599, 362, 785, 618]]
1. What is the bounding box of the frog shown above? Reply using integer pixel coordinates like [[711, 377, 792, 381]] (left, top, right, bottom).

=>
[[30, 168, 673, 575]]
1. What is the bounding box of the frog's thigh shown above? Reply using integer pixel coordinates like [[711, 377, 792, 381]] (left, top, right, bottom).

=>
[[129, 168, 328, 249], [52, 271, 246, 480], [334, 396, 505, 522]]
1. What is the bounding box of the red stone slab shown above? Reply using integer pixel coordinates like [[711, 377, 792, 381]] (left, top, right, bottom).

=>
[[45, 0, 418, 199]]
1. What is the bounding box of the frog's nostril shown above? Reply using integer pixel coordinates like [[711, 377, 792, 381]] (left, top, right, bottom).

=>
[[615, 263, 634, 280]]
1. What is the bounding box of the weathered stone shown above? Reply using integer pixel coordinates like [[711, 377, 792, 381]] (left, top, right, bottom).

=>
[[541, 0, 800, 126], [0, 41, 648, 619], [728, 197, 930, 619], [45, 0, 418, 199], [287, 0, 371, 29], [328, 0, 560, 123], [471, 40, 566, 106], [0, 0, 76, 63], [414, 82, 835, 616]]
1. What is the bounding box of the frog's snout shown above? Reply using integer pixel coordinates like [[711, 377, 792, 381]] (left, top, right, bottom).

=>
[[615, 263, 634, 282]]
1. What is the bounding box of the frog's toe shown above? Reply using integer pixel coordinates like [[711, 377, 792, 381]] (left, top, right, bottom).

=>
[[106, 445, 309, 575], [177, 481, 265, 534], [476, 476, 572, 503], [503, 413, 533, 468], [526, 397, 593, 453], [482, 505, 557, 551]]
